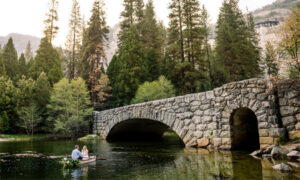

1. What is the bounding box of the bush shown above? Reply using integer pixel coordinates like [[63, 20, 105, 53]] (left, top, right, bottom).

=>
[[60, 158, 80, 169], [47, 78, 93, 137], [131, 76, 175, 104]]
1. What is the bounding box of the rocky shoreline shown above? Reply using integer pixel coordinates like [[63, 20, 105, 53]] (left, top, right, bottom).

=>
[[250, 140, 300, 173]]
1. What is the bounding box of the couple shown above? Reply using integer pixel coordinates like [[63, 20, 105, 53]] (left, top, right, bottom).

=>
[[71, 145, 89, 160]]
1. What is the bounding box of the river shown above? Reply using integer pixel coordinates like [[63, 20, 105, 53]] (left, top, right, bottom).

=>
[[0, 135, 299, 179]]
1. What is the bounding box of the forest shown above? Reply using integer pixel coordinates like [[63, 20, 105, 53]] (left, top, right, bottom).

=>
[[0, 0, 299, 137]]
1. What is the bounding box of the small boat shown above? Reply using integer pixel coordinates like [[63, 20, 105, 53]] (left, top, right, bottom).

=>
[[79, 156, 96, 164]]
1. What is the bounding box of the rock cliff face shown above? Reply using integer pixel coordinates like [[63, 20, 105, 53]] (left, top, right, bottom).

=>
[[104, 23, 120, 68], [253, 0, 300, 22], [0, 33, 40, 56], [94, 78, 300, 150]]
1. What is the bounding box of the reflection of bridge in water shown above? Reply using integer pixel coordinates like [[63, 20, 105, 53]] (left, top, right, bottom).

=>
[[93, 78, 300, 150]]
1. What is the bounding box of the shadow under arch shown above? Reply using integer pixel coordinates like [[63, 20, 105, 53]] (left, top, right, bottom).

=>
[[230, 107, 260, 150], [106, 119, 184, 145]]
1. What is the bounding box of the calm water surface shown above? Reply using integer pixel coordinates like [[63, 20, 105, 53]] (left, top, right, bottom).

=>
[[0, 136, 299, 180]]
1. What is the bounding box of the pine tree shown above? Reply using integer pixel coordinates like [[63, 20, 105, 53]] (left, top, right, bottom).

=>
[[141, 0, 161, 53], [0, 52, 5, 76], [200, 5, 213, 89], [264, 41, 278, 77], [167, 0, 185, 63], [119, 0, 145, 46], [215, 0, 261, 83], [111, 27, 147, 106], [24, 41, 34, 61], [79, 0, 109, 104], [145, 49, 160, 81], [44, 0, 59, 43], [30, 38, 63, 85], [19, 53, 26, 76], [94, 71, 112, 108], [65, 0, 82, 79], [2, 38, 18, 79]]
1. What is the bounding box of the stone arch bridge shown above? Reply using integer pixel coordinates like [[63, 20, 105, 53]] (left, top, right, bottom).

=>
[[93, 78, 300, 150]]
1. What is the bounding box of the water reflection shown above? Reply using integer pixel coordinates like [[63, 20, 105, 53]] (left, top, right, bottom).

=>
[[0, 140, 299, 179]]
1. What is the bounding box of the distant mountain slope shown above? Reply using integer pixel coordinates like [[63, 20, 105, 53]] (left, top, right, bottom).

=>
[[0, 33, 40, 56], [253, 0, 300, 22]]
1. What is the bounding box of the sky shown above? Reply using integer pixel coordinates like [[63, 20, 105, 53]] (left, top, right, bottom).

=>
[[0, 0, 276, 47]]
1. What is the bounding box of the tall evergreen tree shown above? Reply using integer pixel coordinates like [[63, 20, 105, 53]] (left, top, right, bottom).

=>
[[119, 0, 144, 46], [44, 0, 59, 43], [215, 0, 261, 83], [79, 0, 109, 104], [110, 27, 147, 106], [2, 38, 18, 79], [66, 0, 82, 79], [24, 41, 34, 61], [19, 53, 26, 76], [0, 52, 5, 76], [141, 0, 161, 54], [264, 41, 278, 77], [167, 0, 185, 63], [30, 38, 63, 85]]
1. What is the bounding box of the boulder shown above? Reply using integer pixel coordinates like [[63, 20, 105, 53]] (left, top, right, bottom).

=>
[[263, 145, 275, 154], [197, 138, 210, 148], [250, 150, 263, 157], [287, 151, 300, 159], [271, 146, 282, 157], [272, 163, 293, 173]]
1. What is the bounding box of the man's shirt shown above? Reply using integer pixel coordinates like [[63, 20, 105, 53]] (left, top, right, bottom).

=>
[[71, 149, 83, 160]]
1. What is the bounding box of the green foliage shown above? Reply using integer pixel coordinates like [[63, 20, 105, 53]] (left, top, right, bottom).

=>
[[145, 49, 160, 81], [60, 158, 80, 169], [0, 76, 18, 133], [24, 41, 34, 61], [79, 0, 109, 104], [264, 41, 279, 77], [215, 0, 261, 84], [109, 27, 147, 106], [30, 38, 63, 85], [16, 75, 49, 135], [19, 53, 27, 76], [132, 76, 175, 104], [2, 38, 18, 79], [289, 67, 300, 78], [47, 78, 93, 137]]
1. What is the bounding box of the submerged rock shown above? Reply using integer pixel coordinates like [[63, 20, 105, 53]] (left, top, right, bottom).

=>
[[264, 145, 275, 154], [250, 149, 263, 157], [272, 163, 293, 173]]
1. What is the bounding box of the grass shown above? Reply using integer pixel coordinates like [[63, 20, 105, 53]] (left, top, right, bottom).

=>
[[0, 134, 61, 141], [78, 134, 100, 141]]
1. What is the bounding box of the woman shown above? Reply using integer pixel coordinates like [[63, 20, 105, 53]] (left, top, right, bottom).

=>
[[82, 145, 89, 160]]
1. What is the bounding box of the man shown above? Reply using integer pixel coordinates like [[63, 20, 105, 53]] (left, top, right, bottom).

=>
[[72, 145, 83, 160]]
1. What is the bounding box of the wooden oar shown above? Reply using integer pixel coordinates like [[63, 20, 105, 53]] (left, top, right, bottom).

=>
[[97, 157, 107, 160]]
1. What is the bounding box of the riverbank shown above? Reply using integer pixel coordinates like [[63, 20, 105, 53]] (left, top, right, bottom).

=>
[[0, 134, 71, 142]]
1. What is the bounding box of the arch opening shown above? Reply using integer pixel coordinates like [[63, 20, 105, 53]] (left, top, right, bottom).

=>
[[230, 108, 260, 150], [106, 119, 184, 146]]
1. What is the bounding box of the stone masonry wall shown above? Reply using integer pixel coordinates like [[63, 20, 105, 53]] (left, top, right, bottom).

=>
[[277, 79, 300, 140], [93, 78, 300, 150]]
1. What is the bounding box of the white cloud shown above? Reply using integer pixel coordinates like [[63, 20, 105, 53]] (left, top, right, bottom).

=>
[[0, 0, 276, 47]]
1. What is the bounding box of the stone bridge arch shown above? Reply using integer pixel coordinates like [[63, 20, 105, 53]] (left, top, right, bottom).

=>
[[93, 78, 287, 150]]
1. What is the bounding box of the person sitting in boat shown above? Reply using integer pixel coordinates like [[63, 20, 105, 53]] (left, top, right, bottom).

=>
[[72, 145, 83, 160], [82, 145, 89, 160]]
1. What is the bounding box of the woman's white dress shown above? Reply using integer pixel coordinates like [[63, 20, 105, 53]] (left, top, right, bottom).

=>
[[82, 149, 89, 160]]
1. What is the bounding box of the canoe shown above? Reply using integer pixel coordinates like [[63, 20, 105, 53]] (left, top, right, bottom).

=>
[[79, 156, 96, 164]]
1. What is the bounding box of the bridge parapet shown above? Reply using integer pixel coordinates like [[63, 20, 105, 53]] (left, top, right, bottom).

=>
[[94, 78, 300, 150]]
